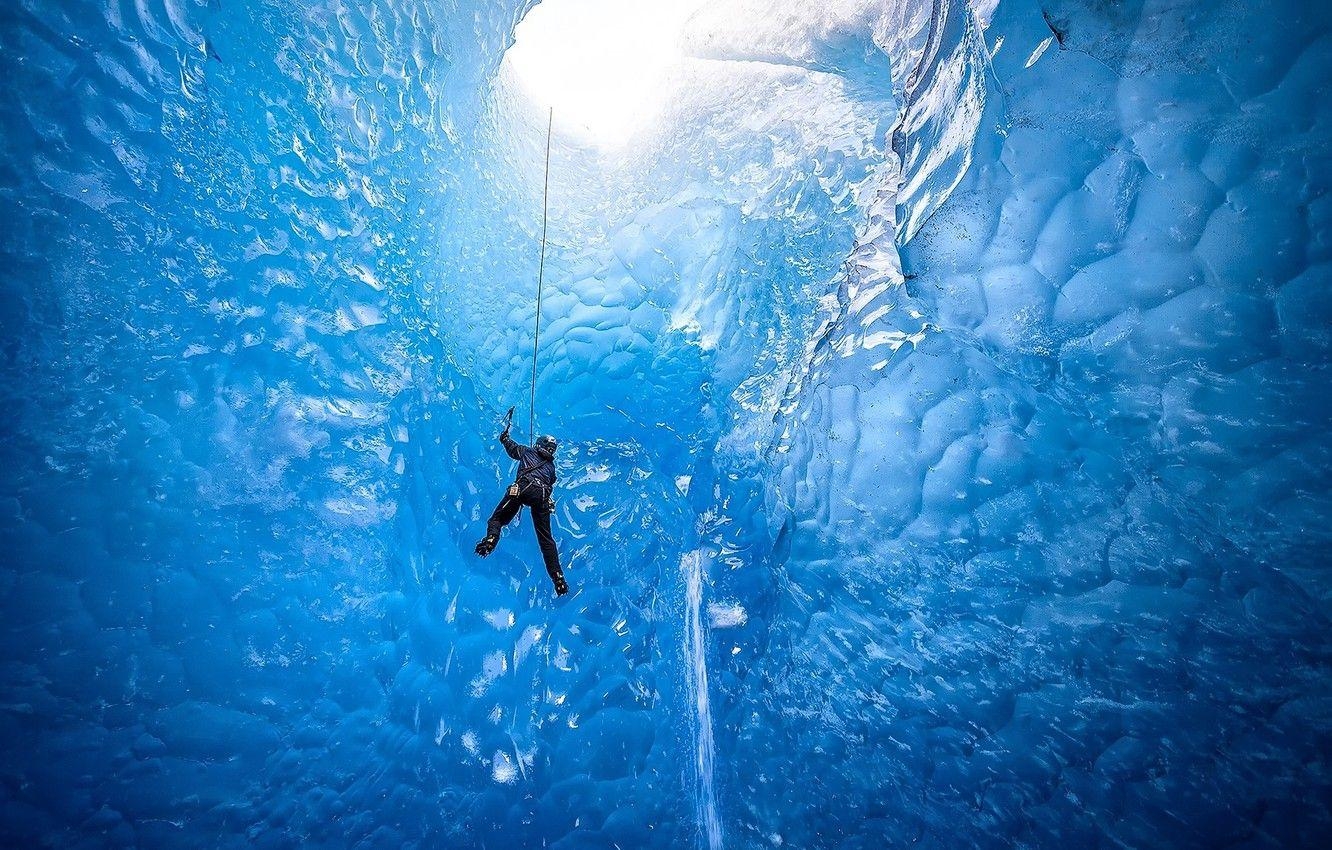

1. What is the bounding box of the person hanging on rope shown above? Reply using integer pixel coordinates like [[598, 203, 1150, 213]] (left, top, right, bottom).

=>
[[475, 110, 567, 596], [474, 411, 568, 596]]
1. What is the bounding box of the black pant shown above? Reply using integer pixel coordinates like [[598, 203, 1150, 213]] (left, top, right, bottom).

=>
[[486, 485, 563, 583]]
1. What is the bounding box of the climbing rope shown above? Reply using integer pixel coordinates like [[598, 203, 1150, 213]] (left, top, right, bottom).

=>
[[529, 107, 552, 440]]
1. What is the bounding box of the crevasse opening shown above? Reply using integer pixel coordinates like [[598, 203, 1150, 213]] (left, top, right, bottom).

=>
[[2, 0, 1330, 848], [502, 0, 713, 147]]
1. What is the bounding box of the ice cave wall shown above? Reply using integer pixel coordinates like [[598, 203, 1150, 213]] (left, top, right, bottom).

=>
[[0, 0, 571, 846], [1, 0, 1330, 849], [714, 0, 1332, 848]]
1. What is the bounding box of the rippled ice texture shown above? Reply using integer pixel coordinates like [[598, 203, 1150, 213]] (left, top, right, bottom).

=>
[[2, 0, 1330, 848]]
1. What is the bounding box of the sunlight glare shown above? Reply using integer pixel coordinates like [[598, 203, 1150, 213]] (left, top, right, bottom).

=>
[[503, 0, 711, 148]]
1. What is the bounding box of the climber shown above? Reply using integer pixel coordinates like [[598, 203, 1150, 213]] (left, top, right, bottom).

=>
[[474, 419, 568, 596]]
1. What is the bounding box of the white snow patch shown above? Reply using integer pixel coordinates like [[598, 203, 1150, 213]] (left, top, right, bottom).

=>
[[707, 601, 748, 628], [492, 750, 519, 784]]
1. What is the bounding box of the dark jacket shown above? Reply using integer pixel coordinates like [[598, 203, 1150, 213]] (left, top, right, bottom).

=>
[[500, 432, 557, 492]]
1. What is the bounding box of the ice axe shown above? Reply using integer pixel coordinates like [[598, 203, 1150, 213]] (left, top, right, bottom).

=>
[[499, 406, 522, 513]]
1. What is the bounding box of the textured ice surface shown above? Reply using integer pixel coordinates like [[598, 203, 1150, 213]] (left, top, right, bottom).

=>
[[2, 0, 1330, 848]]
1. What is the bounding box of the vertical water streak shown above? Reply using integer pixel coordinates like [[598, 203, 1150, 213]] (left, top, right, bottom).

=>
[[683, 550, 723, 850]]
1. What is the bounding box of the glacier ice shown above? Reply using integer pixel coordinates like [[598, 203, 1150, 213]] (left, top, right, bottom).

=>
[[1, 0, 1330, 848]]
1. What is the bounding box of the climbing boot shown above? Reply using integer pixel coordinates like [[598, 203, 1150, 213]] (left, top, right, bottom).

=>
[[474, 535, 498, 557]]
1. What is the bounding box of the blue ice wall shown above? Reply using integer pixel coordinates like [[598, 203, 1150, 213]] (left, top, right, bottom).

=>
[[715, 0, 1332, 847], [2, 0, 1330, 849]]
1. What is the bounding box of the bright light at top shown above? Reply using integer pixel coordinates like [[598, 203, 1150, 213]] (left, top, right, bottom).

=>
[[503, 0, 709, 148]]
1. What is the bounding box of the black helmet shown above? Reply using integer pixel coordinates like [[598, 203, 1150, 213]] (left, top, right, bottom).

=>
[[535, 434, 558, 457]]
